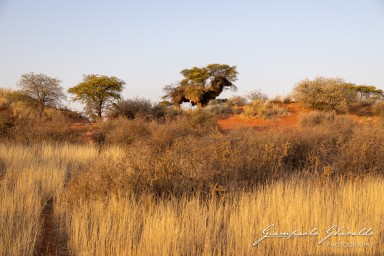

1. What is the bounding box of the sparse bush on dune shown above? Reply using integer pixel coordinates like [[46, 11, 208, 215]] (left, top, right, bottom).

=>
[[293, 77, 356, 113], [225, 95, 247, 107], [299, 111, 336, 126], [206, 103, 234, 115], [246, 89, 268, 102], [242, 99, 289, 119]]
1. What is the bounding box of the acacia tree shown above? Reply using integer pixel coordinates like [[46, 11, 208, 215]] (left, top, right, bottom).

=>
[[347, 84, 383, 101], [68, 74, 125, 119], [163, 64, 238, 108], [18, 72, 65, 116]]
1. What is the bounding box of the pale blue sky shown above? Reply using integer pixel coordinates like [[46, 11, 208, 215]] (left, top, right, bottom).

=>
[[0, 0, 383, 109]]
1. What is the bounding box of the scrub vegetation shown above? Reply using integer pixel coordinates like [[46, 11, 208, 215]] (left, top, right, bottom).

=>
[[1, 71, 384, 255]]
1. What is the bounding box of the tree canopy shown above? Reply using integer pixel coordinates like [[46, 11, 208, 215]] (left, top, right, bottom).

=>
[[179, 64, 238, 87], [18, 72, 65, 116], [68, 74, 125, 119], [347, 84, 383, 101], [164, 64, 238, 108]]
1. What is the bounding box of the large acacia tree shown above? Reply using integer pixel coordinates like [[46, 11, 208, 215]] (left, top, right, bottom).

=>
[[18, 72, 65, 116], [164, 64, 238, 108], [68, 74, 125, 119]]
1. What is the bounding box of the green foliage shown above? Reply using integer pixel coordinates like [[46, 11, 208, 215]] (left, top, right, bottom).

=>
[[184, 86, 205, 102], [68, 74, 125, 119], [17, 72, 65, 116], [293, 77, 356, 113], [180, 67, 210, 87], [347, 84, 383, 101], [180, 64, 238, 87], [163, 64, 238, 107]]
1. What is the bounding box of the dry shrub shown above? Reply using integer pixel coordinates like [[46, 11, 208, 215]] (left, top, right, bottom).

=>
[[0, 111, 14, 139], [300, 111, 336, 126], [293, 77, 356, 113], [334, 125, 384, 174], [246, 89, 268, 102], [206, 104, 234, 115], [92, 117, 151, 146], [107, 97, 168, 120], [243, 100, 289, 119], [372, 100, 384, 117], [94, 109, 219, 147], [65, 109, 384, 199], [64, 147, 131, 200], [226, 96, 247, 107], [10, 108, 78, 143]]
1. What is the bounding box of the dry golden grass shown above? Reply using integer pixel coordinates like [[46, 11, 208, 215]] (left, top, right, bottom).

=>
[[0, 169, 41, 255], [0, 143, 99, 255], [56, 177, 384, 256], [1, 137, 383, 255]]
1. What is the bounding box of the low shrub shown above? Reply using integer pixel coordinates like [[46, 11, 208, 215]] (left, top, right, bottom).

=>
[[372, 100, 384, 117], [293, 77, 356, 113], [242, 100, 289, 119], [107, 98, 168, 120], [64, 115, 384, 199], [246, 89, 268, 102], [226, 96, 247, 107], [299, 111, 336, 126], [205, 104, 234, 116]]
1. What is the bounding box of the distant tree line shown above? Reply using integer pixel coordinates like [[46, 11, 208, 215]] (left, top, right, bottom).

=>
[[7, 66, 384, 121]]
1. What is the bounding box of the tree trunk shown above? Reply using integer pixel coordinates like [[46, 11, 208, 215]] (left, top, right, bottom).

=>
[[97, 100, 103, 118], [39, 103, 45, 118]]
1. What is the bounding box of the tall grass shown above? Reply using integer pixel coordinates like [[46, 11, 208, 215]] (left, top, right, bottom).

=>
[[0, 143, 99, 255], [56, 177, 384, 255], [0, 169, 41, 256], [1, 115, 384, 255]]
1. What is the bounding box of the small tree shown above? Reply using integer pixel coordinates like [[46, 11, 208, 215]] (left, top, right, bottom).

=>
[[18, 72, 65, 116], [293, 77, 356, 113], [347, 84, 383, 101], [68, 74, 125, 119]]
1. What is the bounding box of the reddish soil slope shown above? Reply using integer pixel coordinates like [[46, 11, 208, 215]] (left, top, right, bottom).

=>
[[218, 103, 381, 130], [218, 103, 306, 130]]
